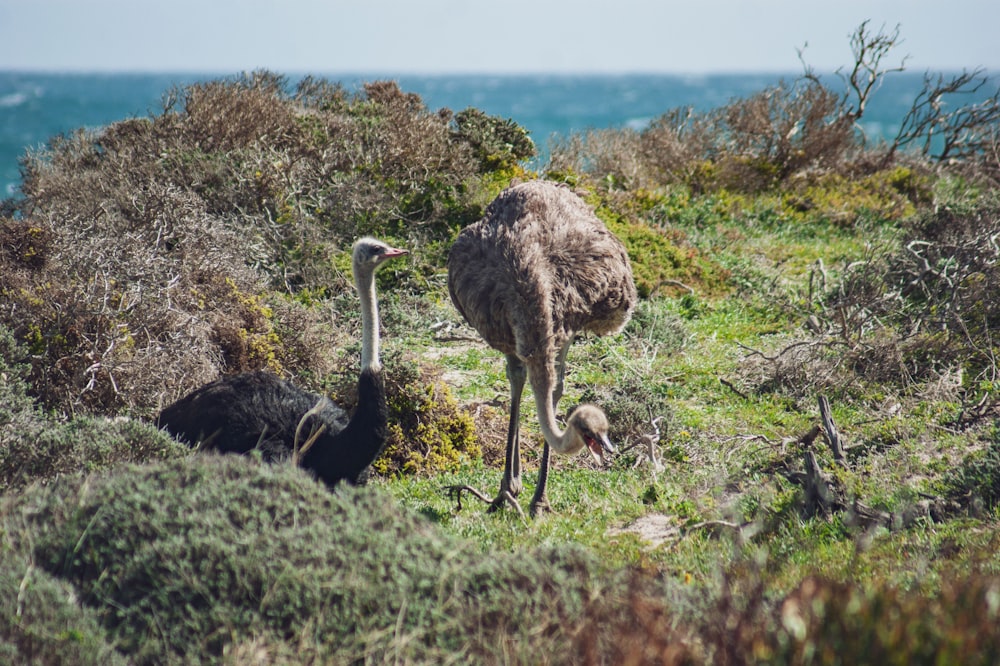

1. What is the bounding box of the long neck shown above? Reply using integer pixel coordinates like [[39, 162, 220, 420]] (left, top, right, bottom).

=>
[[529, 366, 580, 454], [356, 265, 380, 372]]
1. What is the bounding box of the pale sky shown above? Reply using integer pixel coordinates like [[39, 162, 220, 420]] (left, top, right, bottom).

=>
[[0, 0, 997, 74]]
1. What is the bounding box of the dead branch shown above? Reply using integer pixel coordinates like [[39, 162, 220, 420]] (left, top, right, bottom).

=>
[[818, 396, 847, 466], [718, 377, 749, 400], [802, 449, 842, 518], [840, 21, 908, 123], [889, 68, 1000, 163]]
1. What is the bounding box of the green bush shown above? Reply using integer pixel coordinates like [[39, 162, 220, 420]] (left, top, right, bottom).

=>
[[0, 560, 125, 665], [453, 107, 536, 171], [5, 456, 678, 664]]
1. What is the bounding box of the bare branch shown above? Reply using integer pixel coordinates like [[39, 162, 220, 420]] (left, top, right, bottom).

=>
[[838, 21, 909, 123], [890, 68, 1000, 164]]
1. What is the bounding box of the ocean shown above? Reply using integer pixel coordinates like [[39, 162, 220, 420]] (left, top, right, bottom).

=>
[[0, 70, 970, 198]]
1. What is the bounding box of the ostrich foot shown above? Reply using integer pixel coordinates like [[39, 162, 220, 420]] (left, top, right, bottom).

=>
[[446, 484, 526, 520], [529, 494, 553, 517]]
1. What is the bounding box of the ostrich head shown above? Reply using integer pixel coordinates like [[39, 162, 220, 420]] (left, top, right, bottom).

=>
[[351, 237, 408, 372], [352, 237, 408, 275], [566, 404, 616, 465]]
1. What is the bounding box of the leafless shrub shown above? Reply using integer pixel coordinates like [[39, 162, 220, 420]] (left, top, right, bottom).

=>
[[721, 81, 854, 182], [799, 20, 909, 129], [549, 128, 652, 190], [554, 21, 998, 195], [551, 78, 856, 195], [807, 21, 1000, 181], [734, 337, 847, 402], [639, 107, 717, 181], [889, 69, 1000, 180], [3, 72, 519, 420], [734, 195, 999, 411], [182, 71, 298, 153]]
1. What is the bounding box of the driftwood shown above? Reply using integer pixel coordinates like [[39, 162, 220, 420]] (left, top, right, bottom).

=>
[[778, 395, 961, 528], [818, 396, 847, 465], [793, 397, 848, 518]]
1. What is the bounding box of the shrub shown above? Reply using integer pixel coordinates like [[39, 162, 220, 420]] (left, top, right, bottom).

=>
[[7, 459, 1000, 664], [549, 78, 857, 195], [453, 107, 536, 171], [0, 560, 125, 665], [0, 413, 188, 494], [3, 72, 531, 421], [5, 456, 683, 664], [0, 324, 188, 493], [827, 195, 1000, 416], [377, 353, 480, 475], [589, 189, 733, 298]]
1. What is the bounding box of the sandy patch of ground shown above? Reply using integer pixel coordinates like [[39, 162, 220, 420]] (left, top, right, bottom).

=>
[[608, 513, 681, 548]]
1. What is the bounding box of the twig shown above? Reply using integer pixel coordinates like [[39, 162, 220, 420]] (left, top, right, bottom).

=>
[[718, 377, 749, 399], [736, 339, 840, 362], [632, 408, 664, 473], [686, 519, 743, 532], [818, 396, 847, 466]]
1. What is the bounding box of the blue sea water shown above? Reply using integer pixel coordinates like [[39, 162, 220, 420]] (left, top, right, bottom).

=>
[[0, 70, 973, 198]]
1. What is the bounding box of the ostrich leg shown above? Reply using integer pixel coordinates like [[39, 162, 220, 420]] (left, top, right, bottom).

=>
[[447, 355, 527, 518], [489, 354, 526, 512], [529, 441, 552, 516]]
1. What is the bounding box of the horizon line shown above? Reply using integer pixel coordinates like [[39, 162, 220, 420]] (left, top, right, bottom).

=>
[[2, 66, 993, 78]]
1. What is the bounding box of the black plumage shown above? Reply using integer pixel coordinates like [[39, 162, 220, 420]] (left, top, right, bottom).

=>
[[157, 368, 388, 486], [157, 237, 406, 487]]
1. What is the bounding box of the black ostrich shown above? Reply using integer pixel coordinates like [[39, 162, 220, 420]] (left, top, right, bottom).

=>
[[157, 237, 407, 487]]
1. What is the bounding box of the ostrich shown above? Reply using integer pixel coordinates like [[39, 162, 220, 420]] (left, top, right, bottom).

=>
[[157, 237, 407, 487], [447, 180, 637, 517]]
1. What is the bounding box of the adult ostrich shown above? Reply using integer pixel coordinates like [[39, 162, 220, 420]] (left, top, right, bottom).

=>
[[157, 237, 407, 487], [447, 180, 637, 517]]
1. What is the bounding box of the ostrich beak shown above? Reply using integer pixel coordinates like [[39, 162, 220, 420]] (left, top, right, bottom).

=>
[[383, 246, 408, 260], [586, 433, 616, 466]]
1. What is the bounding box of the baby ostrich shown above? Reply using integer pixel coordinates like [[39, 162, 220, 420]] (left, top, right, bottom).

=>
[[157, 237, 407, 487], [447, 180, 637, 516]]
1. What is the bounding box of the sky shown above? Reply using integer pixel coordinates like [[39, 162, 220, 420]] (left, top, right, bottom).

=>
[[0, 0, 997, 75]]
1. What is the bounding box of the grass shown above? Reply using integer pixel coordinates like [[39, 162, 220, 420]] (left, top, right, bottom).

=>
[[368, 178, 1000, 615], [5, 185, 1000, 660]]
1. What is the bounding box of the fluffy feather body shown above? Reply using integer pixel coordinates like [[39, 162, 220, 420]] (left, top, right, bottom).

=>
[[448, 180, 635, 361], [447, 180, 636, 514]]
